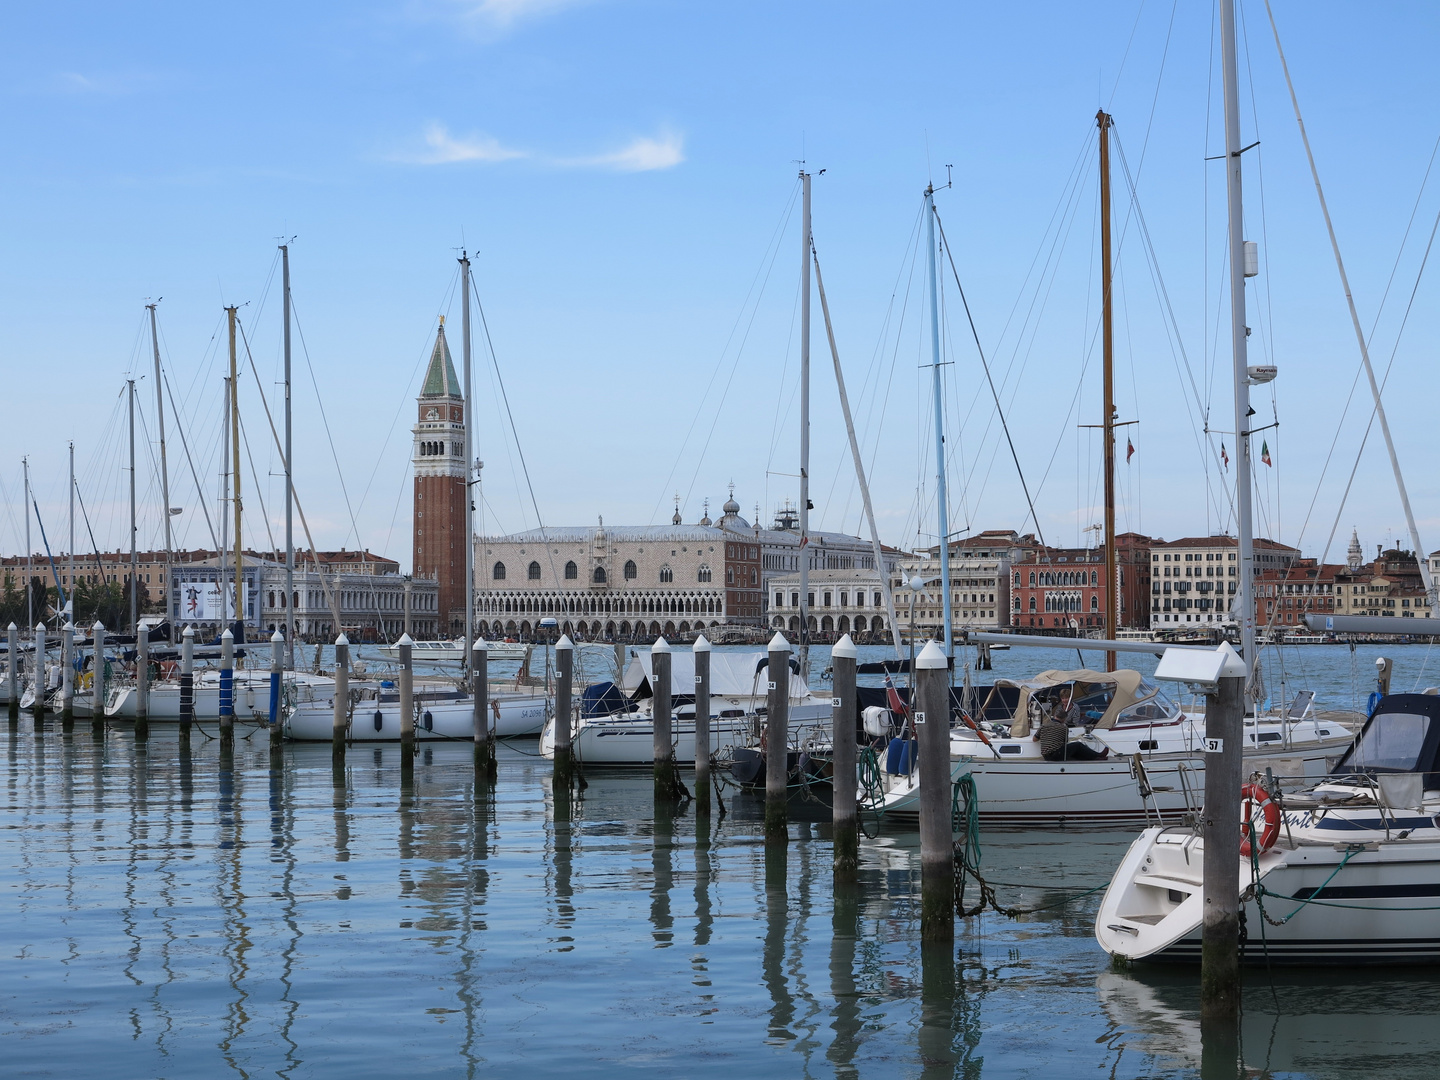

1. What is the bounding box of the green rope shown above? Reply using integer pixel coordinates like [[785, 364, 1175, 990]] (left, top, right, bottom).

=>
[[858, 745, 886, 838]]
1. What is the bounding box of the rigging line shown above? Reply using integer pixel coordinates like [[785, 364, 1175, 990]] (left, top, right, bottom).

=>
[[654, 179, 800, 524], [236, 410, 279, 556], [27, 492, 67, 610], [1264, 0, 1436, 609], [1105, 0, 1149, 108], [931, 205, 1046, 552], [471, 274, 550, 547], [233, 316, 345, 634], [282, 301, 368, 551], [73, 481, 111, 586], [162, 370, 220, 551], [1113, 131, 1233, 527]]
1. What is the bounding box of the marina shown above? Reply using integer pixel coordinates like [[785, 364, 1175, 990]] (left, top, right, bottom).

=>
[[8, 0, 1440, 1076]]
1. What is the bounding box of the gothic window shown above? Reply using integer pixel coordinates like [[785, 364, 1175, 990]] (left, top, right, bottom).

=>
[[493, 562, 506, 580], [1091, 570, 1099, 586], [528, 561, 541, 580], [698, 565, 712, 583], [623, 560, 637, 580], [565, 561, 578, 580], [593, 566, 607, 584], [1091, 595, 1099, 612], [660, 565, 673, 583], [726, 568, 734, 585], [751, 569, 757, 585], [1028, 596, 1037, 613], [1029, 571, 1036, 586]]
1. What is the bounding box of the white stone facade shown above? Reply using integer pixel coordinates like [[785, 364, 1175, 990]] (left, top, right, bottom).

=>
[[766, 569, 890, 640]]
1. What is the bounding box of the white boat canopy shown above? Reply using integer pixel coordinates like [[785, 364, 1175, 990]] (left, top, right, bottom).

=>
[[994, 668, 1148, 737], [622, 649, 813, 701]]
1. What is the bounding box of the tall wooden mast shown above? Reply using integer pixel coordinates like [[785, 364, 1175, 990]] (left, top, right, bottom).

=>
[[227, 306, 243, 634], [1097, 109, 1118, 672]]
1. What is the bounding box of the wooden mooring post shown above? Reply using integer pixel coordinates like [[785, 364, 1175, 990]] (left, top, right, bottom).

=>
[[33, 622, 47, 725], [332, 634, 349, 758], [472, 637, 494, 781], [267, 629, 284, 757], [831, 633, 858, 878], [179, 625, 194, 748], [90, 622, 105, 735], [915, 640, 954, 941], [553, 634, 575, 787], [1201, 668, 1246, 1025], [765, 631, 790, 844], [6, 622, 17, 723], [134, 621, 148, 741], [652, 637, 679, 801], [693, 634, 711, 817], [397, 632, 415, 778], [60, 622, 74, 730], [218, 627, 235, 745]]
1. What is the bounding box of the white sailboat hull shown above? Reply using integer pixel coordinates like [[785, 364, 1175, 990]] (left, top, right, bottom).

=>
[[541, 703, 832, 766], [284, 690, 549, 741]]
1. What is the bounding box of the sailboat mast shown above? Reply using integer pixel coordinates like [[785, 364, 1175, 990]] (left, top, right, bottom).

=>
[[460, 251, 475, 672], [68, 441, 74, 613], [798, 169, 812, 677], [220, 377, 230, 621], [1098, 110, 1119, 672], [925, 186, 953, 657], [1220, 0, 1257, 701], [281, 245, 295, 668], [227, 306, 243, 635], [147, 303, 173, 572], [23, 456, 32, 630], [128, 380, 138, 634]]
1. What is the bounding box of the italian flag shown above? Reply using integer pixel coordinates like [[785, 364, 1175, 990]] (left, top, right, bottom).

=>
[[1261, 440, 1272, 467]]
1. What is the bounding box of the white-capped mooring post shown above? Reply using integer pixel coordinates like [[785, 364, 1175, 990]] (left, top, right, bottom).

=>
[[179, 625, 194, 746], [60, 622, 75, 729], [831, 633, 858, 878], [915, 640, 954, 941], [693, 634, 712, 818], [472, 637, 494, 781], [90, 622, 105, 735], [218, 627, 235, 744], [554, 634, 575, 787], [765, 632, 791, 844], [652, 637, 679, 801], [134, 621, 149, 742], [332, 634, 349, 756]]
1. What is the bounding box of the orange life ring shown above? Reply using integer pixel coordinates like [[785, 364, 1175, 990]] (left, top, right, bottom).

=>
[[1239, 782, 1280, 857]]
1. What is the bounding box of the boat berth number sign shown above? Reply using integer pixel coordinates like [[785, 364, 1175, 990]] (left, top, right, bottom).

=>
[[1204, 737, 1223, 753], [695, 676, 703, 686], [914, 711, 926, 725], [831, 697, 841, 708], [768, 681, 776, 691]]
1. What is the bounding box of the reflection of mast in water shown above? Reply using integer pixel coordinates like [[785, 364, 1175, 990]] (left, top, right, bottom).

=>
[[762, 844, 794, 1044], [121, 738, 148, 1040], [826, 881, 861, 1078], [455, 775, 496, 1077], [649, 800, 674, 948], [216, 739, 254, 1075], [785, 825, 824, 1071], [548, 772, 577, 938], [147, 735, 184, 1056], [692, 816, 715, 1003], [269, 756, 302, 1077]]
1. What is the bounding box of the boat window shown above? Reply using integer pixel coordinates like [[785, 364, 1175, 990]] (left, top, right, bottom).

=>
[[1339, 711, 1431, 773], [1112, 682, 1180, 725], [999, 744, 1022, 754]]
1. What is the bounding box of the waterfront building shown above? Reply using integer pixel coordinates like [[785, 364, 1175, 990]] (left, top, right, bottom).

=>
[[1011, 532, 1153, 631], [1332, 538, 1433, 621], [1149, 534, 1300, 629], [1255, 558, 1342, 630], [766, 568, 890, 641]]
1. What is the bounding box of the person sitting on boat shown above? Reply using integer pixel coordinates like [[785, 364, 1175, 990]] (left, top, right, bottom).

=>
[[1034, 689, 1108, 762]]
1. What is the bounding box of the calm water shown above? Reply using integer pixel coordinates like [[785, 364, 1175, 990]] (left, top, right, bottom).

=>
[[6, 647, 1440, 1078]]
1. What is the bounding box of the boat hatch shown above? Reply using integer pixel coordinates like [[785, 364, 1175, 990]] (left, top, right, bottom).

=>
[[1332, 694, 1440, 787]]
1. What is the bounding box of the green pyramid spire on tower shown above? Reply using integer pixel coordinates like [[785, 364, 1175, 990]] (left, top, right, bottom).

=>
[[421, 317, 461, 398]]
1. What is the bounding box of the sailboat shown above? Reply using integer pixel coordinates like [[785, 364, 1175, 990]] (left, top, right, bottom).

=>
[[1096, 0, 1440, 964], [873, 102, 1352, 825]]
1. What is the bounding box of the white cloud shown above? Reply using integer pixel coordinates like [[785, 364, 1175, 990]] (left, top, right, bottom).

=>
[[417, 0, 592, 33], [391, 125, 684, 172], [559, 132, 686, 172], [396, 123, 528, 165]]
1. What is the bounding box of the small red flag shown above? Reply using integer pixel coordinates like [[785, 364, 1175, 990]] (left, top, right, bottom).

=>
[[1126, 438, 1135, 463], [885, 674, 909, 718], [1221, 442, 1230, 469]]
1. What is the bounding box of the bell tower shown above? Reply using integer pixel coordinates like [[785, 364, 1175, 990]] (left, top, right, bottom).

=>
[[413, 317, 467, 636]]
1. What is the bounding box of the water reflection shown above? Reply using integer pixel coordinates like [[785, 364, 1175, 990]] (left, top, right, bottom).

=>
[[14, 727, 1440, 1078]]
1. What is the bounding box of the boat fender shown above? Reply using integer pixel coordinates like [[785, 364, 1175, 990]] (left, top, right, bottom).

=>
[[423, 710, 433, 731], [1240, 782, 1281, 857], [373, 709, 384, 732]]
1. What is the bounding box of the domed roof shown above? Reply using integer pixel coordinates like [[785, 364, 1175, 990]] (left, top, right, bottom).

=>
[[723, 482, 740, 516]]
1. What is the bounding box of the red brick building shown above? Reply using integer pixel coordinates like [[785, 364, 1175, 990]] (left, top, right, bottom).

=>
[[412, 319, 469, 636], [1009, 532, 1154, 631]]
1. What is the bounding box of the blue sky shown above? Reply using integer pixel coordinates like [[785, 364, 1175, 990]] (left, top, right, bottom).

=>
[[4, 1, 1440, 572]]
